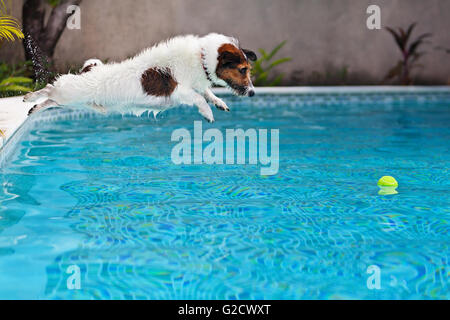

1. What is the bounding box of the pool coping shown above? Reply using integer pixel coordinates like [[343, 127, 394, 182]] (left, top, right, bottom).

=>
[[0, 96, 34, 151], [1, 85, 449, 159]]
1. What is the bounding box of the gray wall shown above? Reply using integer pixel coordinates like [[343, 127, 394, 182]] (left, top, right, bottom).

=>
[[1, 0, 450, 84]]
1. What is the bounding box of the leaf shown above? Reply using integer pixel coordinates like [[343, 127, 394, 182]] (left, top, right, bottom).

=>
[[409, 52, 424, 64], [0, 84, 32, 92], [0, 0, 8, 15], [269, 57, 292, 68], [46, 0, 62, 8], [386, 27, 404, 51], [0, 13, 24, 41], [258, 49, 269, 60], [0, 76, 33, 86], [405, 23, 417, 46], [252, 60, 263, 74], [399, 27, 406, 47], [267, 40, 287, 61], [255, 71, 269, 84], [408, 33, 432, 55]]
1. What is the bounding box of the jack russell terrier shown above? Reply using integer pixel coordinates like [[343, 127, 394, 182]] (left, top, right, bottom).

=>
[[24, 33, 257, 123]]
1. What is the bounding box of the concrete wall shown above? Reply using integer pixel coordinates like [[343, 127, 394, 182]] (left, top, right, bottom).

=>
[[1, 0, 450, 85]]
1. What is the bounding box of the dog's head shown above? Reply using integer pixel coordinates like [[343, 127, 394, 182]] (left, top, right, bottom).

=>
[[215, 43, 257, 97]]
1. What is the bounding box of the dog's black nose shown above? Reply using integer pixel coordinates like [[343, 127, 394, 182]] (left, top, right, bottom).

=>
[[248, 90, 255, 97]]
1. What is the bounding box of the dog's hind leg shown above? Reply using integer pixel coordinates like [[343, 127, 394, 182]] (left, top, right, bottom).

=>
[[23, 84, 54, 103], [28, 99, 59, 116]]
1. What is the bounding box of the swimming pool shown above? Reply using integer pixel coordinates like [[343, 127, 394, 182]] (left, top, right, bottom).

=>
[[0, 88, 449, 299]]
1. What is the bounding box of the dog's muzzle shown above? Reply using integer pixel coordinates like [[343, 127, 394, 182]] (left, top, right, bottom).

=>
[[247, 84, 255, 97]]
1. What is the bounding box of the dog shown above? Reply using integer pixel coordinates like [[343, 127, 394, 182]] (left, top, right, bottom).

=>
[[24, 33, 257, 122]]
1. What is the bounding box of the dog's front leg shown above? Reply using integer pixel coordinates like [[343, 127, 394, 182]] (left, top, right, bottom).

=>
[[23, 84, 54, 103], [173, 87, 215, 122], [204, 89, 230, 112], [28, 99, 59, 116]]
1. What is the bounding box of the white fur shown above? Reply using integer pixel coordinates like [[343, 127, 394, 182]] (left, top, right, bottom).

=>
[[24, 33, 254, 122]]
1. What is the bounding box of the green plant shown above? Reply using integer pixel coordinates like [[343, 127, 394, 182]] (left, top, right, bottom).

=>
[[385, 23, 432, 85], [0, 61, 35, 97], [0, 76, 33, 93], [252, 41, 292, 86], [0, 1, 31, 96], [0, 0, 24, 41]]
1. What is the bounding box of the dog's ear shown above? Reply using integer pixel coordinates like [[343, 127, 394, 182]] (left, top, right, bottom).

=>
[[219, 50, 242, 66], [242, 49, 257, 61]]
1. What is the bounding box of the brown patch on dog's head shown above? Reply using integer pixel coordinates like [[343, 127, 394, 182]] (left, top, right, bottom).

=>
[[141, 67, 178, 97], [216, 44, 257, 96]]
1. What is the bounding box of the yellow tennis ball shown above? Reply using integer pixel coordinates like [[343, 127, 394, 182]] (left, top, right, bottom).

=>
[[377, 176, 398, 195], [377, 176, 398, 188]]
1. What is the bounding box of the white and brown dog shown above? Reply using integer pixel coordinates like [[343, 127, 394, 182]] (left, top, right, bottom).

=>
[[24, 33, 257, 122]]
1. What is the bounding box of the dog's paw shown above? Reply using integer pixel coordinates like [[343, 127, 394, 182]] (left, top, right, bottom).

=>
[[198, 105, 215, 123], [28, 105, 38, 116], [214, 99, 230, 112], [203, 116, 215, 123]]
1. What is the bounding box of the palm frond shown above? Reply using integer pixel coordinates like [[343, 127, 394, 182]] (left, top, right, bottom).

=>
[[404, 23, 417, 46], [386, 27, 404, 51], [408, 33, 432, 55], [0, 0, 24, 41], [0, 0, 8, 15], [267, 41, 287, 61]]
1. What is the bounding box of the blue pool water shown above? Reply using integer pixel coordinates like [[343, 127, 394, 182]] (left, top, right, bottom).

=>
[[0, 92, 449, 299]]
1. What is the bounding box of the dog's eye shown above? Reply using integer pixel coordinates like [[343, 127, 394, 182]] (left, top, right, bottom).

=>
[[239, 67, 248, 75]]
